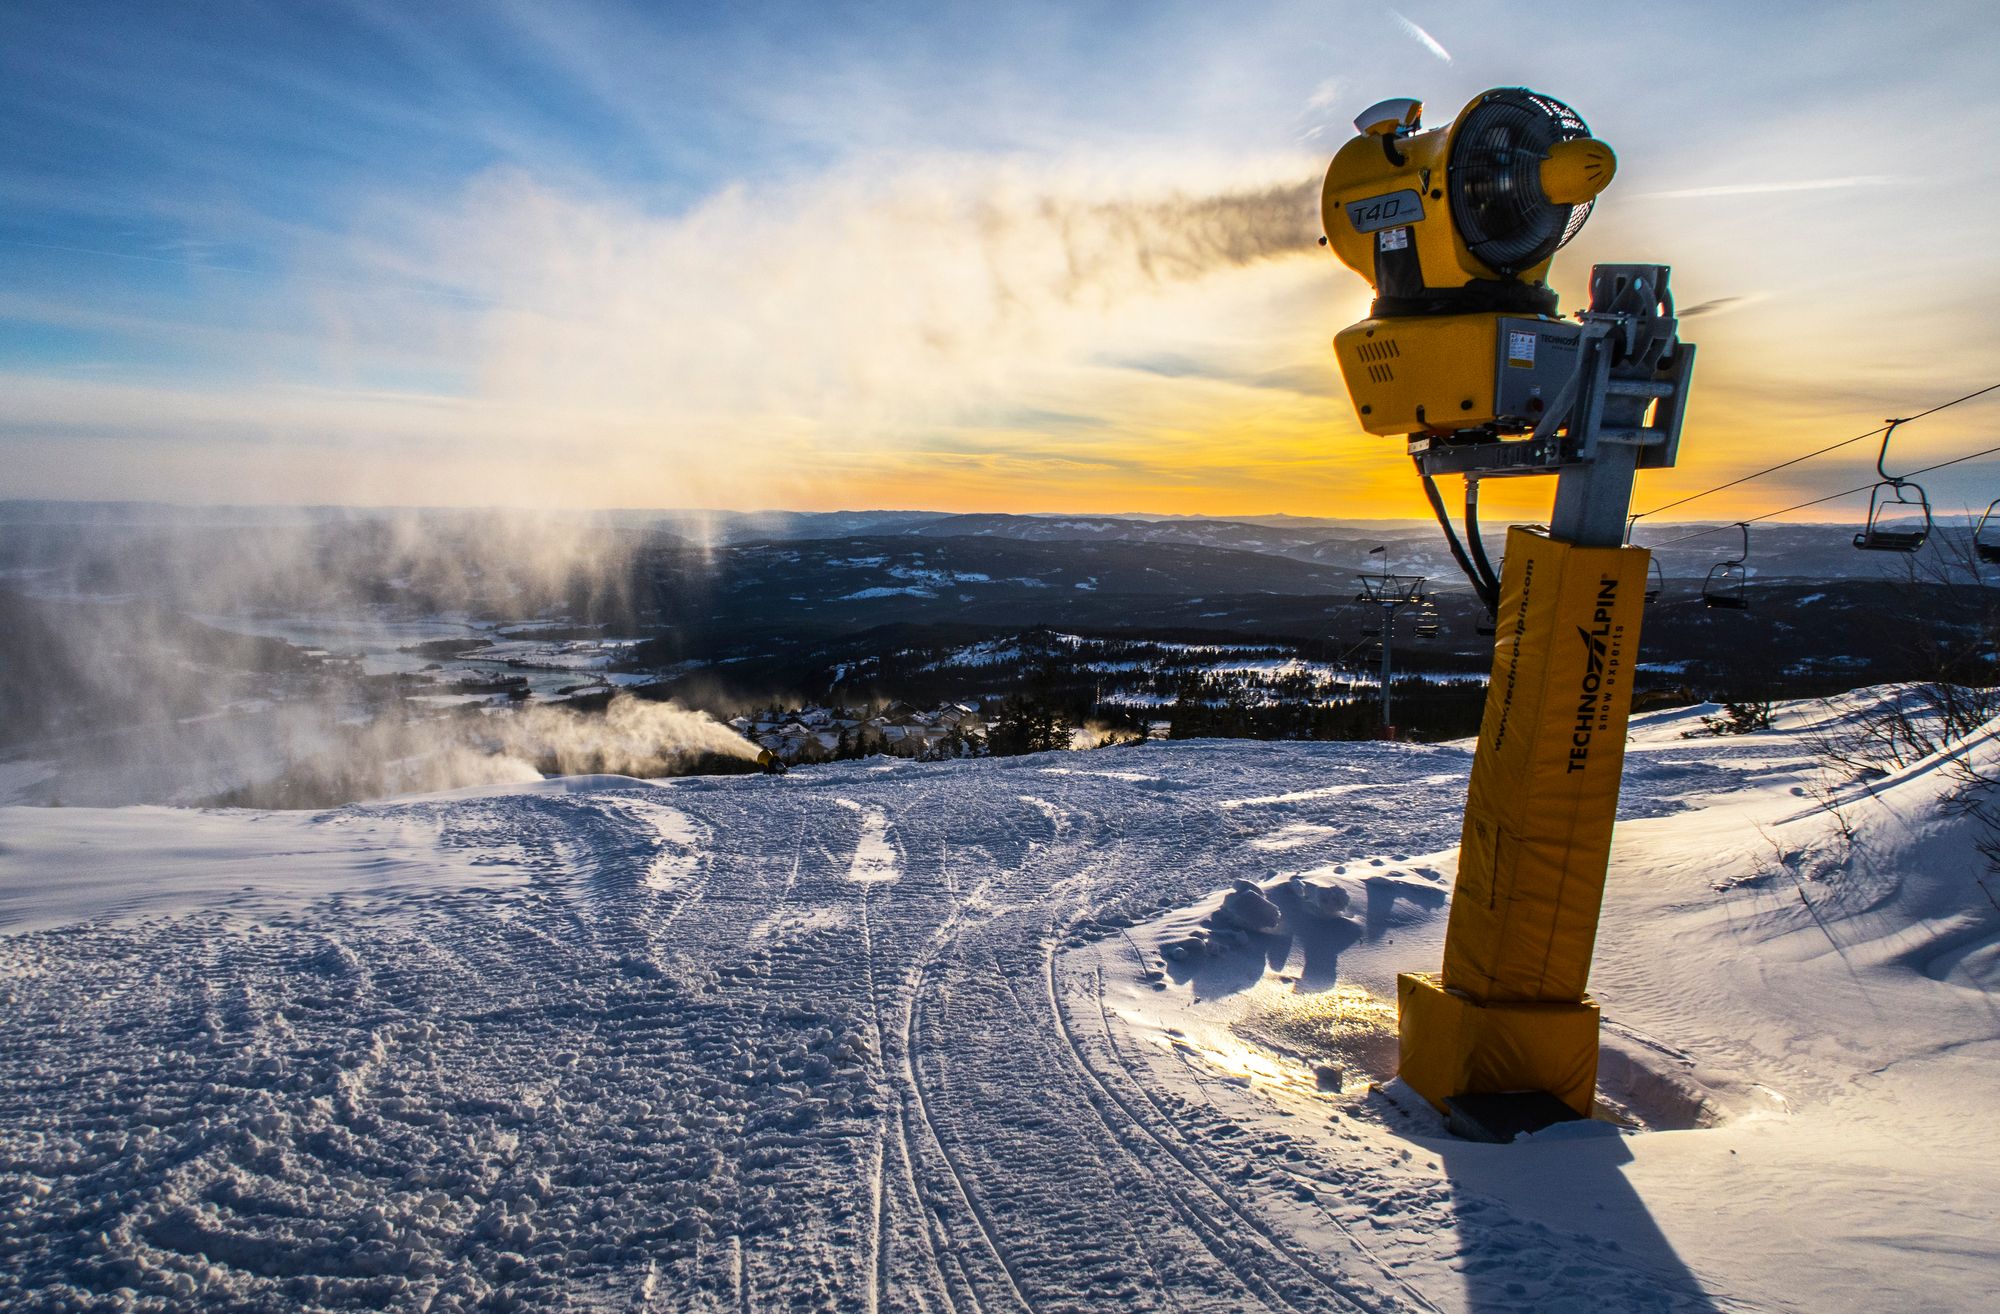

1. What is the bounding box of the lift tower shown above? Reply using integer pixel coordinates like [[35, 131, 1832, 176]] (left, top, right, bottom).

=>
[[1318, 89, 1695, 1135], [1354, 564, 1426, 736]]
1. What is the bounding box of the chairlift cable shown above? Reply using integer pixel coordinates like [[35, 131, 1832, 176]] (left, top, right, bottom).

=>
[[1641, 437, 2000, 548], [1628, 379, 2000, 523]]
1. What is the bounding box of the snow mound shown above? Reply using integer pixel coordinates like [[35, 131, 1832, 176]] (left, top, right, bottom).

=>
[[1085, 694, 2000, 1313]]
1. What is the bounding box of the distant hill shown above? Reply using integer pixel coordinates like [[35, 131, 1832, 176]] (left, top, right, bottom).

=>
[[4, 501, 1981, 656]]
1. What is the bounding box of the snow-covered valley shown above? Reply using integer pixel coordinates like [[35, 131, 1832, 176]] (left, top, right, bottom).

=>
[[2, 692, 1996, 1311]]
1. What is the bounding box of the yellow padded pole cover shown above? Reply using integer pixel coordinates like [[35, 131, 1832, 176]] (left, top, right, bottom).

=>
[[1441, 528, 1650, 1004], [1397, 972, 1600, 1116]]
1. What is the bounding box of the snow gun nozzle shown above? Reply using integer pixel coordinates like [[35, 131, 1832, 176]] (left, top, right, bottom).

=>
[[756, 748, 788, 775]]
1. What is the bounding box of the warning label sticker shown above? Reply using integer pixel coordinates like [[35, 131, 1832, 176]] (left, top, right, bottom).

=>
[[1507, 329, 1537, 368], [1378, 226, 1410, 252]]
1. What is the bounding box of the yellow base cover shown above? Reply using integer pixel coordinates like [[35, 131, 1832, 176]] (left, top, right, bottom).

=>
[[1440, 528, 1650, 1004], [1397, 972, 1600, 1116]]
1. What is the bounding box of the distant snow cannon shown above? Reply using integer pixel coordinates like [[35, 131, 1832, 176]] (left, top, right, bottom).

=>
[[1317, 89, 1699, 1141], [756, 748, 788, 775]]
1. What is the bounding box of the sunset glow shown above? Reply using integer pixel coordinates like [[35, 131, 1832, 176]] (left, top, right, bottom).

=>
[[4, 2, 1997, 521]]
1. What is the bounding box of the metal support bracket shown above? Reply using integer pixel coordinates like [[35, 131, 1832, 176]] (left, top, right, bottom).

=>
[[1409, 264, 1694, 523]]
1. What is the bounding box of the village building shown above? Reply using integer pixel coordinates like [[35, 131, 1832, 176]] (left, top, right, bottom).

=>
[[743, 699, 988, 765]]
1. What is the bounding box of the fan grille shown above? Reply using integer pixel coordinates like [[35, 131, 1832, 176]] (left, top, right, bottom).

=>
[[1448, 89, 1594, 276]]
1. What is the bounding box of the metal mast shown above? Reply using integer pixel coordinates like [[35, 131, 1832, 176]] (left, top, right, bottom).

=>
[[1355, 560, 1427, 736]]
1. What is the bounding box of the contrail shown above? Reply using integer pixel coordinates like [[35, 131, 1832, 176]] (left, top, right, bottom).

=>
[[1391, 11, 1453, 63], [1634, 175, 1893, 200]]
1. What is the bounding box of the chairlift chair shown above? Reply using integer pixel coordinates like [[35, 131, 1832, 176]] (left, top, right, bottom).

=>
[[1852, 419, 1932, 552], [1702, 522, 1750, 610], [1628, 517, 1664, 604], [1976, 499, 2000, 565]]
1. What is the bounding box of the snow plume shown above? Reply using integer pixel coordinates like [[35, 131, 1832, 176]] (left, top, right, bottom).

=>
[[205, 696, 763, 810], [323, 161, 1323, 502], [486, 695, 763, 778], [0, 579, 763, 807], [1070, 719, 1145, 750], [1022, 179, 1325, 289], [9, 505, 663, 621], [4, 158, 1329, 507]]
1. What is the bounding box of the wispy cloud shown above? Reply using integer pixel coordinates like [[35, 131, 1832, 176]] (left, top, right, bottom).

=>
[[1305, 78, 1346, 112], [1633, 175, 1895, 200], [1390, 11, 1452, 63]]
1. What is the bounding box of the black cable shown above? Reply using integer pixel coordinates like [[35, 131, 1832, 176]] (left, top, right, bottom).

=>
[[1643, 439, 2000, 548], [1418, 465, 1498, 614], [1629, 379, 2000, 524], [1463, 477, 1502, 605]]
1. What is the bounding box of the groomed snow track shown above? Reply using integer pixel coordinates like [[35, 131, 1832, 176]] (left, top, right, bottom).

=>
[[0, 735, 1756, 1312]]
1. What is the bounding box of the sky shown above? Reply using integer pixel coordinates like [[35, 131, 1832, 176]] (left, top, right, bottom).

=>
[[3, 0, 1998, 524]]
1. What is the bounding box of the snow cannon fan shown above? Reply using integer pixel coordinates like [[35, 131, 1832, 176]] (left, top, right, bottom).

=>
[[1320, 88, 1616, 440]]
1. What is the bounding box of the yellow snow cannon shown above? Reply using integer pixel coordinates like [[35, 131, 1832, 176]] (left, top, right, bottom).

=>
[[1316, 88, 1697, 1140], [1320, 88, 1615, 438], [756, 748, 788, 775]]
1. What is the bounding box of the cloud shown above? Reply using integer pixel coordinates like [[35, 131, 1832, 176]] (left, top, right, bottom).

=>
[[1390, 11, 1453, 63], [1305, 78, 1346, 112]]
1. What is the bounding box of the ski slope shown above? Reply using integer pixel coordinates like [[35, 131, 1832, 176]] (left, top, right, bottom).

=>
[[2, 691, 1996, 1311]]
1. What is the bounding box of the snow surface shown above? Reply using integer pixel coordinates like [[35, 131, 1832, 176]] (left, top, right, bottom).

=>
[[837, 585, 937, 600], [0, 689, 1995, 1311]]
